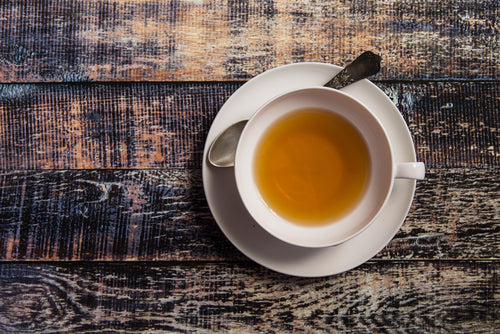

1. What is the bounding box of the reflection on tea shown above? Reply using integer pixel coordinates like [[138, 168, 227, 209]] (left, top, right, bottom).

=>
[[254, 108, 370, 226]]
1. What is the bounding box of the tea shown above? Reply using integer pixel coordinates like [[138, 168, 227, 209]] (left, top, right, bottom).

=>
[[254, 108, 370, 226]]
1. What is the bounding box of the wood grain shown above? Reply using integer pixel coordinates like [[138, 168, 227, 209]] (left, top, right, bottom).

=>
[[0, 168, 497, 261], [377, 81, 500, 168], [0, 262, 497, 333], [0, 0, 498, 82], [0, 81, 498, 169], [0, 82, 232, 169], [0, 1, 497, 332]]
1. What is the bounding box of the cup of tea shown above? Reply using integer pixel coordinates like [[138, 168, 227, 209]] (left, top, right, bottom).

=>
[[234, 87, 425, 248]]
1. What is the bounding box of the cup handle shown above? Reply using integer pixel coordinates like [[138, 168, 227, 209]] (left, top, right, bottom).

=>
[[395, 162, 425, 180]]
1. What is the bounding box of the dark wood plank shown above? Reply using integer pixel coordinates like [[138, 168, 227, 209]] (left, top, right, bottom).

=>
[[380, 168, 499, 260], [0, 81, 498, 169], [0, 0, 497, 82], [0, 169, 233, 261], [378, 81, 500, 168], [0, 261, 497, 333], [0, 82, 234, 169], [0, 168, 497, 261]]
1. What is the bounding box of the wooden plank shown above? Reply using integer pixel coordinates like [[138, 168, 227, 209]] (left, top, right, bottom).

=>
[[0, 168, 497, 261], [380, 168, 499, 260], [0, 0, 498, 82], [0, 81, 498, 169], [0, 261, 497, 333], [377, 81, 500, 168], [0, 82, 235, 169]]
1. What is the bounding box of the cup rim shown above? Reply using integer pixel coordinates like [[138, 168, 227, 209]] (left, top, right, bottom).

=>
[[234, 86, 396, 248]]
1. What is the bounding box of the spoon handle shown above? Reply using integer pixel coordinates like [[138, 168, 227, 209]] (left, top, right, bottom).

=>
[[324, 51, 381, 90]]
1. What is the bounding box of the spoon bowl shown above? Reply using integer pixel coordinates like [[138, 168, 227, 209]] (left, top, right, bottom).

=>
[[207, 120, 248, 167]]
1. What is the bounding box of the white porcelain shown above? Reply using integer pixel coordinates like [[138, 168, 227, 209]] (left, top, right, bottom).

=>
[[202, 62, 420, 277], [234, 87, 425, 248]]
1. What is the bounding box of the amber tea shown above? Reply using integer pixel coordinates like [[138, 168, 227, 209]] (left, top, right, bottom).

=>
[[254, 108, 371, 226]]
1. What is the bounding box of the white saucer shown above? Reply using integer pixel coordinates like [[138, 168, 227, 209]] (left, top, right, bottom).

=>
[[202, 63, 417, 277]]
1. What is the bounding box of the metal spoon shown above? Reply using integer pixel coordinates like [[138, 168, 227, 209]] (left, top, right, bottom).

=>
[[208, 51, 381, 167]]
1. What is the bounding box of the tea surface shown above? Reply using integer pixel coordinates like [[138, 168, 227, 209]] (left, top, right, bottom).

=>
[[254, 108, 370, 226]]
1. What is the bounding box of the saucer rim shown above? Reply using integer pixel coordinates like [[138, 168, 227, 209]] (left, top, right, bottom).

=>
[[202, 62, 417, 277]]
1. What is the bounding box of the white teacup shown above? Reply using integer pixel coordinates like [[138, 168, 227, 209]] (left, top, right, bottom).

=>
[[234, 87, 424, 248]]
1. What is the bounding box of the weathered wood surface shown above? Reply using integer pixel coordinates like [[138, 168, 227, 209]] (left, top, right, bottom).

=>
[[0, 262, 497, 333], [0, 82, 226, 169], [0, 0, 498, 332], [0, 168, 497, 261], [0, 81, 498, 169], [0, 0, 498, 82]]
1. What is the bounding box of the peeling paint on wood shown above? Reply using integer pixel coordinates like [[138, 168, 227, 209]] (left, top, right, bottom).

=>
[[0, 0, 498, 82], [0, 82, 235, 169], [0, 81, 497, 169], [0, 1, 498, 331], [378, 82, 500, 167], [0, 262, 497, 333], [0, 168, 497, 261]]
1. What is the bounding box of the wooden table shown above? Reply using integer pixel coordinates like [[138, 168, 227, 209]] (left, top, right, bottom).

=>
[[0, 0, 498, 332]]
